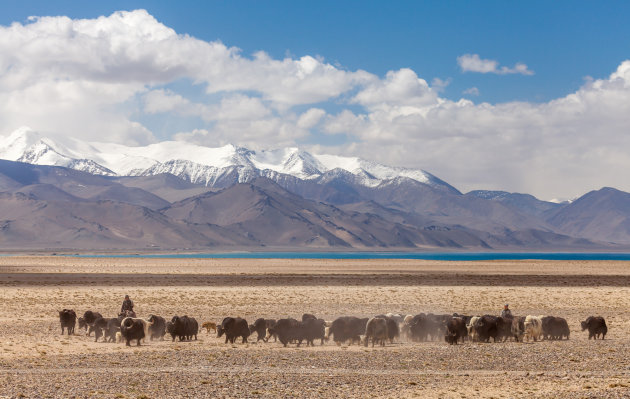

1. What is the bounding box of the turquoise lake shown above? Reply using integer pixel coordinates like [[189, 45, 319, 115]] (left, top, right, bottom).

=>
[[71, 252, 630, 261]]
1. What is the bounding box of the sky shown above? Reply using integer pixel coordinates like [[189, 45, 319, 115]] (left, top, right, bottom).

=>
[[0, 1, 629, 200]]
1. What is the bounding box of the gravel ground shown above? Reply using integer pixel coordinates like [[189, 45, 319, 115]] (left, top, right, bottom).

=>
[[2, 338, 630, 398], [0, 257, 629, 398]]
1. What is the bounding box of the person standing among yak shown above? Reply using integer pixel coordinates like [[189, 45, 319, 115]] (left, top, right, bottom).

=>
[[500, 303, 512, 319]]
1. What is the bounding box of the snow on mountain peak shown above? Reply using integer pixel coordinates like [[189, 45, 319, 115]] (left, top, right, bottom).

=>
[[313, 153, 433, 187], [250, 147, 325, 179], [0, 127, 450, 190], [1, 127, 43, 160]]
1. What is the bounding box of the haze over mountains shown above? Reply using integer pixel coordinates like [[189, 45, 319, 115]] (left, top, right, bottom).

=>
[[0, 127, 628, 251]]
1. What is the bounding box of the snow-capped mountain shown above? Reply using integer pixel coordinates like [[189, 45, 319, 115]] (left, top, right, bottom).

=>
[[0, 127, 455, 191], [0, 127, 116, 175]]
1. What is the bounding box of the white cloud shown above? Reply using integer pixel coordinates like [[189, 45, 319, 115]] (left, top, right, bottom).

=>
[[212, 95, 271, 122], [200, 52, 373, 107], [0, 10, 369, 143], [463, 87, 480, 96], [297, 108, 326, 129], [143, 89, 197, 114], [458, 54, 498, 74], [457, 54, 534, 75], [2, 10, 630, 199], [143, 90, 271, 122], [353, 68, 438, 109], [431, 77, 451, 93], [174, 112, 311, 149], [323, 61, 630, 199]]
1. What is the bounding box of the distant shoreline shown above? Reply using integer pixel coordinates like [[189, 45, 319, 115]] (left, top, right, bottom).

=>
[[3, 251, 630, 261]]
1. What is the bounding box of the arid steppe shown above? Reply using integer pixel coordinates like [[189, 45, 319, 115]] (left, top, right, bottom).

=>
[[1, 256, 629, 398]]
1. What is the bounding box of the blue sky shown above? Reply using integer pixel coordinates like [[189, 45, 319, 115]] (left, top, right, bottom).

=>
[[0, 2, 629, 199], [2, 1, 629, 104]]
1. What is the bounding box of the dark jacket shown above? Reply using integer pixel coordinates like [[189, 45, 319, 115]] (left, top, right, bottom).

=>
[[121, 299, 134, 313], [500, 309, 512, 319]]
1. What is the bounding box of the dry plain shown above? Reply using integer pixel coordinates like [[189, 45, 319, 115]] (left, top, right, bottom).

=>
[[0, 256, 629, 398]]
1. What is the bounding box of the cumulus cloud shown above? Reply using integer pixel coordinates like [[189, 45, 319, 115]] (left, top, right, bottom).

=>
[[457, 54, 534, 75], [1, 10, 630, 199], [173, 110, 312, 149], [0, 10, 368, 144], [201, 52, 373, 107], [297, 108, 326, 129], [143, 90, 271, 122], [353, 68, 438, 108], [323, 61, 630, 198]]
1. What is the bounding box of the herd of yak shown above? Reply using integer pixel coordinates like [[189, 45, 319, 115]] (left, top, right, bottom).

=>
[[57, 309, 609, 347]]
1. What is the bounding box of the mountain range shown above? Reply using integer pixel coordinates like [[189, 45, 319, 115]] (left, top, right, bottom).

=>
[[0, 127, 454, 191], [0, 127, 629, 251]]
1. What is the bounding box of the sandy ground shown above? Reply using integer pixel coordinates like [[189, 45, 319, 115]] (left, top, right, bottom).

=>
[[1, 257, 630, 398]]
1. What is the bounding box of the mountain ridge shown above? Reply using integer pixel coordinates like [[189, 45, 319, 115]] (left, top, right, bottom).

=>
[[0, 159, 615, 250], [0, 127, 455, 193], [2, 128, 630, 250]]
